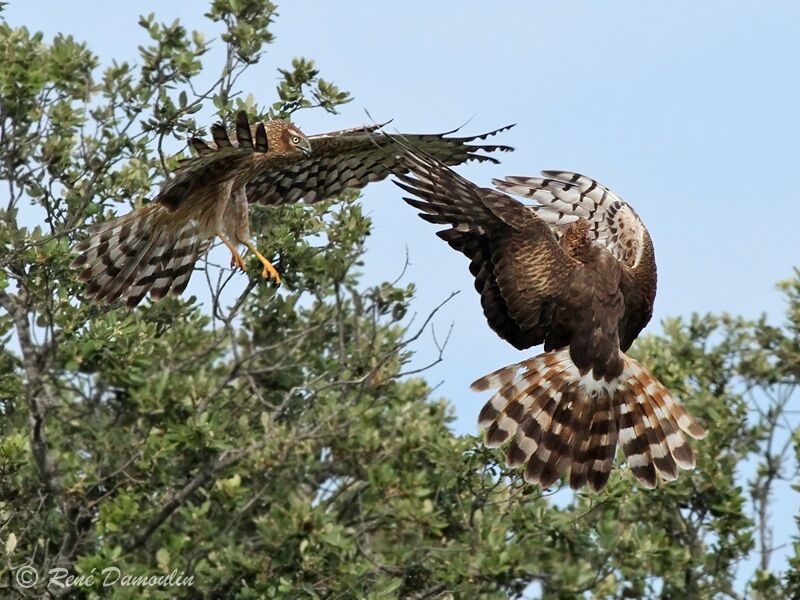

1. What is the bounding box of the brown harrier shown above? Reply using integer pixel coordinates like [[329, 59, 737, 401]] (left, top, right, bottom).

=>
[[71, 112, 512, 307], [393, 146, 705, 491]]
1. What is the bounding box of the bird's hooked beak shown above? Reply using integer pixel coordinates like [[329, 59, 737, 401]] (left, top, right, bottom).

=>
[[299, 139, 312, 156]]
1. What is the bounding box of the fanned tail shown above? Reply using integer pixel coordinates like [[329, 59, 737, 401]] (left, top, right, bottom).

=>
[[472, 349, 705, 491], [70, 204, 204, 307]]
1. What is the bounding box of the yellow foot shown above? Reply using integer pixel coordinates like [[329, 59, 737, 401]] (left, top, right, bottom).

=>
[[217, 230, 248, 272], [244, 241, 281, 285], [230, 251, 247, 271], [260, 260, 281, 284]]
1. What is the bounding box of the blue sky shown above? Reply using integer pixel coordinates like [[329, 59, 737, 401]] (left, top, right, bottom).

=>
[[6, 0, 799, 585]]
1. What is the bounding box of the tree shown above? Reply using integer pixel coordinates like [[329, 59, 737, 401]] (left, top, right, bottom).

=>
[[0, 2, 797, 598]]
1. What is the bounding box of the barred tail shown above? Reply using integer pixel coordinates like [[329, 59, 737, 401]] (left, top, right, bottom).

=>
[[70, 205, 205, 307], [472, 348, 705, 491]]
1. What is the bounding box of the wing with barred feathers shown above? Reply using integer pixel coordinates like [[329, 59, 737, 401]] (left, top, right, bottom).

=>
[[390, 151, 704, 490], [395, 154, 705, 490], [493, 171, 657, 350], [71, 112, 266, 307], [390, 141, 579, 351], [178, 114, 514, 207], [243, 123, 515, 206]]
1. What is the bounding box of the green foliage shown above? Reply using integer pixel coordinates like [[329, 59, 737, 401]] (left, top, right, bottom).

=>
[[272, 57, 352, 119], [0, 3, 798, 599], [206, 0, 277, 63]]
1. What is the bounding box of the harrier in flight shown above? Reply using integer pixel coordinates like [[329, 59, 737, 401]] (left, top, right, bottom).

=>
[[72, 112, 512, 307], [393, 145, 705, 491]]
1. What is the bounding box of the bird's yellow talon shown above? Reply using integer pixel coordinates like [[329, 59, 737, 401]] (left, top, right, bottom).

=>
[[230, 252, 247, 271], [244, 241, 281, 285], [217, 231, 248, 272], [261, 263, 281, 284]]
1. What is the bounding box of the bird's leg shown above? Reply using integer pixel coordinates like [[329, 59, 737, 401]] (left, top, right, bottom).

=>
[[216, 230, 247, 271], [242, 241, 281, 284]]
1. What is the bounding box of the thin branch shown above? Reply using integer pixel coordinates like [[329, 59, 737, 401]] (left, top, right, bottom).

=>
[[124, 448, 246, 552]]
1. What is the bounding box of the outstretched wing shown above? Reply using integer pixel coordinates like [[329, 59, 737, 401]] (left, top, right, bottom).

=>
[[244, 124, 515, 206], [392, 144, 579, 351], [493, 172, 657, 350]]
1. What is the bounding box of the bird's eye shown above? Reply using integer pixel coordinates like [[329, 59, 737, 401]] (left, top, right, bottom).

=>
[[291, 136, 301, 144]]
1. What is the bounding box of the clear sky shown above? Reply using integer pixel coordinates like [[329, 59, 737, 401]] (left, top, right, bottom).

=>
[[6, 0, 799, 585]]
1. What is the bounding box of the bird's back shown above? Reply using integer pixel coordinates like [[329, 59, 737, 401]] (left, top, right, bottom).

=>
[[556, 243, 626, 380]]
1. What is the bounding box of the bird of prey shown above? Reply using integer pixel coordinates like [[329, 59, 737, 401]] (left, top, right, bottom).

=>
[[71, 112, 512, 307], [393, 146, 705, 491]]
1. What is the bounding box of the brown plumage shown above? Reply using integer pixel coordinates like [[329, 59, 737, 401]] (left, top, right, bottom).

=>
[[393, 147, 705, 491], [71, 111, 513, 307], [71, 112, 310, 306]]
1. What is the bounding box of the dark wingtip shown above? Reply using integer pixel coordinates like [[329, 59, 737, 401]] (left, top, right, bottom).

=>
[[254, 122, 269, 152], [473, 123, 516, 139], [235, 111, 253, 148], [449, 122, 516, 142], [190, 137, 213, 156], [393, 174, 422, 192], [210, 122, 232, 148]]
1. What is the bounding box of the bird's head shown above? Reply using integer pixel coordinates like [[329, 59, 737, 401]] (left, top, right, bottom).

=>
[[267, 120, 312, 156]]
